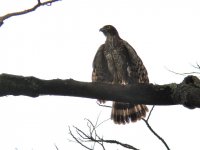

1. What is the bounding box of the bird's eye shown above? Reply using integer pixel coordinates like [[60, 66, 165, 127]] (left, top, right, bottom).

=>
[[107, 26, 110, 29]]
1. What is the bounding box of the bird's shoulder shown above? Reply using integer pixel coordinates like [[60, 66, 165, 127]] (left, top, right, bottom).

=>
[[121, 40, 135, 51], [97, 44, 106, 52]]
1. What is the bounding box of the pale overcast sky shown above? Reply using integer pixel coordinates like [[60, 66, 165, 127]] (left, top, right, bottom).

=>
[[0, 0, 200, 150]]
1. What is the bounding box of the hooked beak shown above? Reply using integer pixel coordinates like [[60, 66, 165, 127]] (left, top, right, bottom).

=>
[[99, 27, 105, 32]]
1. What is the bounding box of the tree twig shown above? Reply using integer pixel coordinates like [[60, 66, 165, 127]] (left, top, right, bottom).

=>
[[142, 106, 170, 150], [98, 103, 170, 149], [96, 101, 112, 108], [0, 0, 61, 27], [69, 126, 93, 150], [165, 67, 200, 76], [54, 144, 59, 150], [142, 118, 170, 150], [69, 118, 139, 150], [191, 63, 200, 70], [146, 105, 155, 121]]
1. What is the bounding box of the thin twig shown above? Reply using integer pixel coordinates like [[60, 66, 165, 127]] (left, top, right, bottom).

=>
[[100, 139, 139, 150], [142, 118, 170, 150], [146, 105, 155, 121], [197, 63, 200, 69], [0, 0, 61, 27], [68, 126, 92, 150], [142, 106, 170, 149], [168, 69, 199, 75], [54, 144, 59, 150], [96, 101, 112, 108], [85, 118, 106, 150], [74, 126, 90, 140], [165, 67, 200, 76], [74, 124, 106, 150], [69, 118, 139, 150], [191, 63, 200, 70], [98, 101, 170, 149], [95, 118, 110, 129]]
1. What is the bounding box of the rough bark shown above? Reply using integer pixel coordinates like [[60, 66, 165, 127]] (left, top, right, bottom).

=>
[[0, 73, 200, 109]]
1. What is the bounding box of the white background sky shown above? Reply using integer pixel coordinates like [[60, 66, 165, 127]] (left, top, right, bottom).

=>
[[0, 0, 200, 149]]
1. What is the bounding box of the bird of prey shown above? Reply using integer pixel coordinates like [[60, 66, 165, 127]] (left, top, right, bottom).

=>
[[92, 25, 149, 124]]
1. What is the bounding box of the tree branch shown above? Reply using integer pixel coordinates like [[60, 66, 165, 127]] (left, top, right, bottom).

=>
[[98, 104, 170, 149], [69, 126, 93, 150], [69, 118, 139, 150], [0, 73, 199, 108], [0, 0, 61, 27], [142, 118, 170, 150], [142, 106, 170, 150], [146, 105, 155, 122]]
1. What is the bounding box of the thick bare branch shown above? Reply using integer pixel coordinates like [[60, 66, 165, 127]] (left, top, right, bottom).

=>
[[0, 74, 199, 108], [0, 0, 61, 27]]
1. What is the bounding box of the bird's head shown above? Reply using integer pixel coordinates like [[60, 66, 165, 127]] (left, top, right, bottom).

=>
[[100, 25, 119, 37]]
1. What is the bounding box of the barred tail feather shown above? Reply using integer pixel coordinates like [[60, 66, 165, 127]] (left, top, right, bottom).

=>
[[111, 102, 148, 124]]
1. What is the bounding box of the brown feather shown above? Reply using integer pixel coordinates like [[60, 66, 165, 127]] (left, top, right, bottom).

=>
[[92, 25, 149, 124]]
